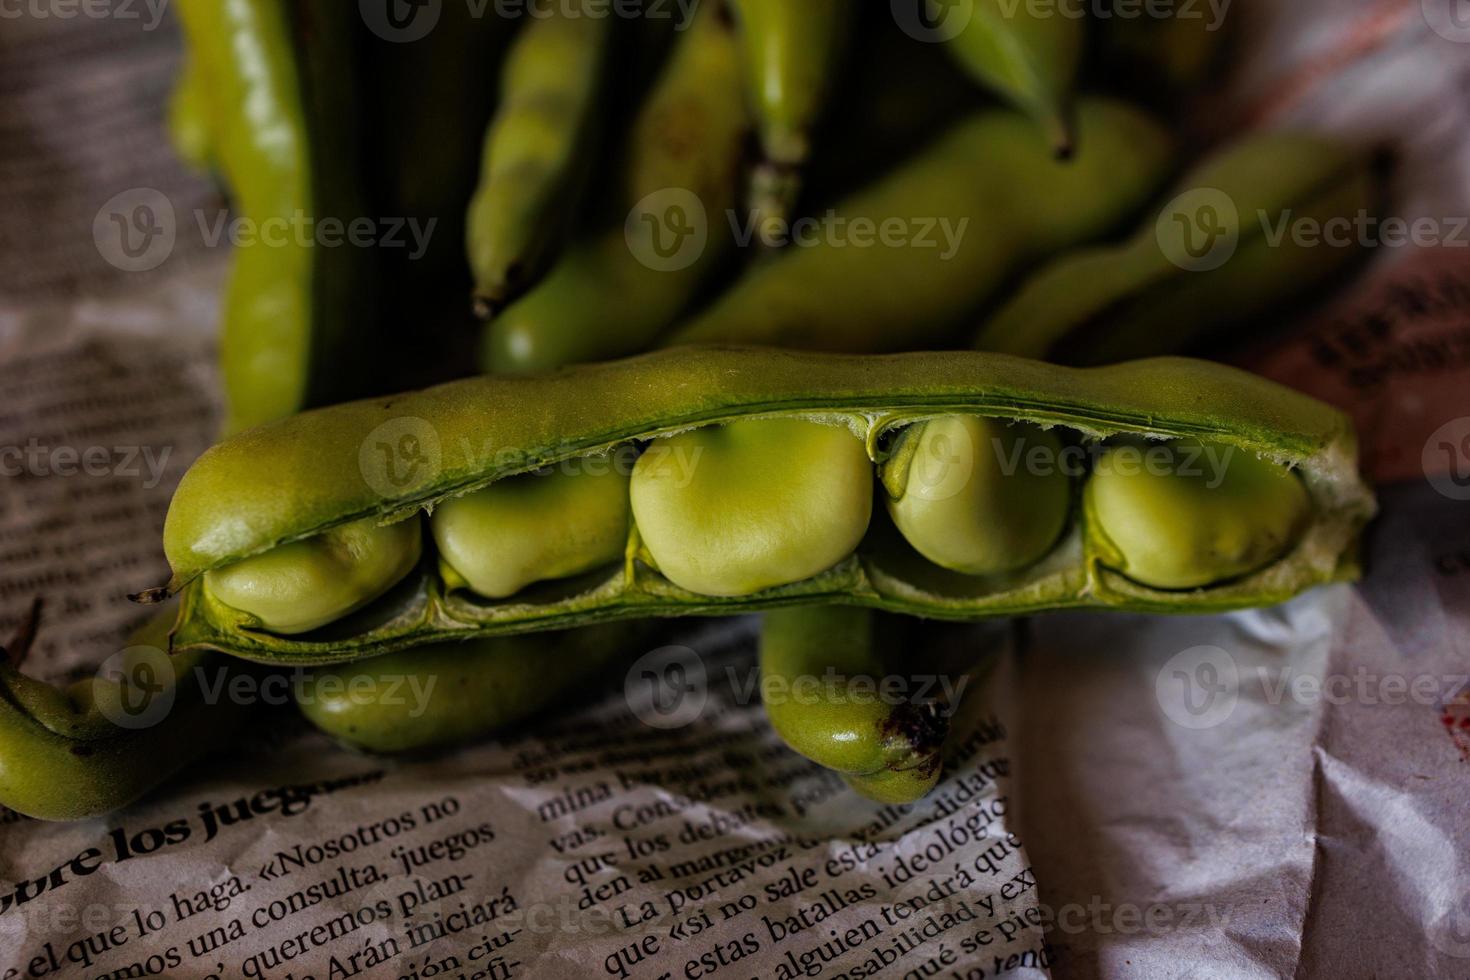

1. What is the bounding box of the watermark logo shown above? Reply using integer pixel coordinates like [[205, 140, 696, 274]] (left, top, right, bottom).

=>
[[1156, 645, 1239, 729], [91, 643, 176, 730], [359, 417, 442, 499], [94, 188, 174, 272], [1424, 0, 1470, 43], [360, 0, 442, 41], [894, 0, 975, 42], [625, 645, 706, 729], [626, 188, 707, 272], [1424, 417, 1470, 501], [0, 0, 169, 30], [1157, 187, 1240, 272], [1430, 888, 1470, 958]]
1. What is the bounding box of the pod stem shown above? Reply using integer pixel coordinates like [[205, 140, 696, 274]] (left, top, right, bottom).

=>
[[1, 597, 43, 667]]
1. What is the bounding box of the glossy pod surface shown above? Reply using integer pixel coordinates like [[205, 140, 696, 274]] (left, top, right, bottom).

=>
[[0, 613, 257, 821], [484, 2, 749, 374], [667, 98, 1173, 354], [154, 348, 1373, 665], [761, 607, 945, 804], [975, 133, 1380, 363], [297, 623, 640, 753], [174, 0, 371, 435]]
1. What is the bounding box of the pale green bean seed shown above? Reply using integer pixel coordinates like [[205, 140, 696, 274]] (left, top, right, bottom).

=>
[[1085, 440, 1311, 589], [432, 466, 631, 599], [884, 417, 1070, 576], [630, 419, 873, 597], [205, 516, 421, 633]]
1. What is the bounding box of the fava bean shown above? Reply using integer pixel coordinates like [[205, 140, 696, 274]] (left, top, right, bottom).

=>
[[1085, 441, 1312, 590], [147, 349, 1373, 665], [434, 466, 630, 600], [727, 0, 852, 235], [880, 418, 1071, 577], [175, 0, 375, 434], [631, 418, 872, 597], [0, 607, 257, 821], [203, 516, 421, 634]]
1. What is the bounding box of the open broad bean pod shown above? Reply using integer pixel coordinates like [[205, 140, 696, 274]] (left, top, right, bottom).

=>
[[146, 348, 1374, 666]]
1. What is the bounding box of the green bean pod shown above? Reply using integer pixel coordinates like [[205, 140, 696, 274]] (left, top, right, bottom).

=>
[[147, 347, 1374, 666], [167, 53, 214, 173], [296, 623, 641, 753], [483, 2, 750, 375], [666, 98, 1173, 354], [0, 610, 257, 821], [174, 0, 373, 435], [466, 2, 611, 315], [937, 0, 1083, 153], [761, 607, 947, 804], [974, 133, 1382, 364], [727, 0, 851, 236]]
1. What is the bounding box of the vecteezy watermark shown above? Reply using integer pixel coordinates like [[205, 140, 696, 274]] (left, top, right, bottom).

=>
[[358, 0, 700, 43], [623, 187, 971, 271], [1423, 417, 1470, 501], [0, 0, 168, 30], [94, 187, 440, 272], [625, 645, 707, 729], [625, 188, 709, 273], [1423, 0, 1470, 44], [1156, 646, 1240, 730], [93, 188, 175, 273], [892, 0, 1232, 43], [729, 210, 970, 259], [0, 439, 172, 488], [357, 417, 698, 501], [1156, 645, 1470, 730], [92, 649, 441, 729], [195, 210, 437, 260], [1158, 188, 1470, 272], [906, 430, 1239, 503], [623, 645, 970, 731]]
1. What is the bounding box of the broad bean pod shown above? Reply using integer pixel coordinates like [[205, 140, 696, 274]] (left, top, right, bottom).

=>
[[147, 347, 1374, 666], [936, 0, 1082, 153], [666, 98, 1173, 354], [466, 0, 610, 315], [0, 609, 257, 821], [174, 0, 374, 435], [484, 1, 749, 374], [296, 623, 643, 754], [727, 0, 852, 236], [975, 133, 1382, 363], [761, 607, 950, 804]]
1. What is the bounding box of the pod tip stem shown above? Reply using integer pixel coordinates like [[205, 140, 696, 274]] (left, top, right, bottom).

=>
[[1, 597, 43, 666], [129, 586, 171, 606]]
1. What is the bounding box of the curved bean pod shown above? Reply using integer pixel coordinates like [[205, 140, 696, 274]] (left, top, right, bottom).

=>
[[761, 607, 946, 803], [467, 1, 611, 315], [0, 608, 257, 821], [666, 98, 1173, 354], [167, 53, 214, 173], [484, 1, 749, 374], [974, 133, 1382, 363], [296, 623, 642, 753], [146, 348, 1374, 665], [727, 0, 852, 235], [938, 0, 1083, 153], [174, 0, 373, 435]]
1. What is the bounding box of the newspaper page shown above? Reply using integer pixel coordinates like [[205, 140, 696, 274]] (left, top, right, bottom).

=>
[[0, 1, 1468, 978]]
